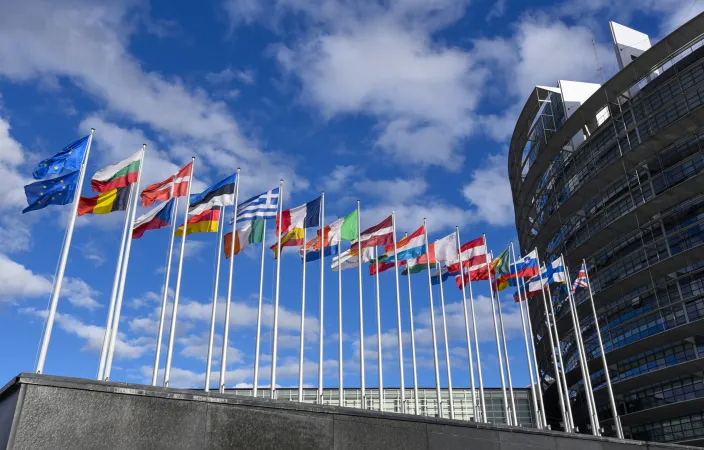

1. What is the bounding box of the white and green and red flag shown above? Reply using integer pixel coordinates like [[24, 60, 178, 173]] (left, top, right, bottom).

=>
[[91, 149, 142, 193]]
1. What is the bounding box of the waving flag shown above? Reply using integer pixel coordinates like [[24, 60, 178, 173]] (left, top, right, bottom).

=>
[[224, 219, 265, 258], [513, 249, 539, 278], [384, 225, 424, 262], [275, 197, 321, 236], [332, 247, 373, 272], [236, 187, 279, 221], [132, 199, 175, 239], [544, 256, 567, 284], [299, 232, 339, 263], [140, 162, 192, 206], [33, 135, 89, 180], [446, 237, 487, 273], [327, 210, 358, 244], [189, 173, 236, 215], [23, 171, 80, 213], [417, 231, 458, 265], [430, 265, 449, 285], [302, 209, 358, 262], [272, 197, 322, 258], [78, 187, 130, 216], [175, 208, 220, 236], [91, 149, 142, 193], [572, 263, 589, 292], [353, 216, 393, 248]]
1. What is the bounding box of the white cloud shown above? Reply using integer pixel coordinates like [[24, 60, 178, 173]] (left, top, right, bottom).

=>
[[272, 0, 484, 169], [0, 252, 101, 309], [0, 253, 53, 302], [0, 0, 308, 198], [25, 307, 149, 360], [462, 153, 514, 226]]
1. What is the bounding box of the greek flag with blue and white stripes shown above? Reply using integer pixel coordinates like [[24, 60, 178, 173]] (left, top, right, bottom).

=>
[[234, 187, 280, 222]]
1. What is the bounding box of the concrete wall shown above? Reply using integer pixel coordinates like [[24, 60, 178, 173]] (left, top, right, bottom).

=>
[[0, 374, 698, 450]]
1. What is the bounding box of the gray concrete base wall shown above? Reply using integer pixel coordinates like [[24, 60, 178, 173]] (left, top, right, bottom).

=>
[[0, 374, 696, 450]]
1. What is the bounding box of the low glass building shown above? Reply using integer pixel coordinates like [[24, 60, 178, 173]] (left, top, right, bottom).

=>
[[224, 387, 536, 428], [508, 14, 704, 444]]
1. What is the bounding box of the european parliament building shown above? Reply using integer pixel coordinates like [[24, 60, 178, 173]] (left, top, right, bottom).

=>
[[508, 14, 704, 445]]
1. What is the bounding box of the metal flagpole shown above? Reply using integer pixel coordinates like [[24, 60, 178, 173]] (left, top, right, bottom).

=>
[[484, 237, 509, 424], [151, 195, 179, 386], [563, 258, 599, 436], [466, 259, 486, 422], [204, 208, 225, 391], [546, 284, 575, 431], [404, 233, 420, 415], [423, 219, 442, 418], [495, 286, 518, 426], [391, 213, 405, 413], [105, 146, 147, 380], [534, 260, 570, 432], [510, 243, 542, 428], [583, 260, 623, 439], [253, 222, 267, 399], [338, 238, 344, 407], [298, 227, 308, 403], [163, 156, 196, 387], [318, 192, 325, 404], [455, 228, 477, 422], [527, 248, 548, 428], [356, 200, 366, 408], [219, 168, 241, 393], [374, 246, 384, 412], [36, 128, 95, 374], [270, 179, 284, 399], [98, 185, 132, 380], [437, 262, 455, 419]]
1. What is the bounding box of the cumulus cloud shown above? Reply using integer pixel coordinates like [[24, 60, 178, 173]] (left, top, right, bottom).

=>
[[0, 253, 101, 309]]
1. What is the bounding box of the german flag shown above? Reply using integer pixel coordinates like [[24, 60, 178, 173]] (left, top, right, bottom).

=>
[[78, 187, 130, 216], [175, 208, 220, 237]]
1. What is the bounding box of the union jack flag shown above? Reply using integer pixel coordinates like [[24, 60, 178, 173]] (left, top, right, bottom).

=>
[[572, 262, 589, 292]]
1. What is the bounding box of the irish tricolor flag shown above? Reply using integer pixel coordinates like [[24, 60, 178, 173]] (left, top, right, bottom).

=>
[[91, 150, 142, 193], [224, 219, 265, 258]]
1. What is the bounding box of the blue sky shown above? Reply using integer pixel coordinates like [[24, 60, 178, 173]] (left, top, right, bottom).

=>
[[0, 0, 701, 390]]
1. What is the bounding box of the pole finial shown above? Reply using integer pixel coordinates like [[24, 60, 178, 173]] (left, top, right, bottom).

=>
[[90, 128, 95, 133]]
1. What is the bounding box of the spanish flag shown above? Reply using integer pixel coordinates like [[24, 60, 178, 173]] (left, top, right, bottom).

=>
[[175, 208, 220, 237], [78, 187, 130, 216]]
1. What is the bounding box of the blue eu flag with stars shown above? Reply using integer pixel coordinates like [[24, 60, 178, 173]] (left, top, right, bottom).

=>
[[23, 171, 80, 214], [32, 135, 89, 180]]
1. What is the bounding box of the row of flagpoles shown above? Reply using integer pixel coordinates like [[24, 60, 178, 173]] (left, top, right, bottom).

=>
[[24, 132, 622, 438]]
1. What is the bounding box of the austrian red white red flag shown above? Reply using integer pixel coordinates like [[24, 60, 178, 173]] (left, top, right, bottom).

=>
[[353, 215, 394, 248], [140, 162, 193, 206], [446, 236, 487, 273]]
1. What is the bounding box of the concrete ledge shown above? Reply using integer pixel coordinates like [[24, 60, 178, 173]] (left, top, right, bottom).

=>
[[0, 373, 700, 449]]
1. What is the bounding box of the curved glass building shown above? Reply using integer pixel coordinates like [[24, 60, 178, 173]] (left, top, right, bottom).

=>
[[508, 15, 704, 444]]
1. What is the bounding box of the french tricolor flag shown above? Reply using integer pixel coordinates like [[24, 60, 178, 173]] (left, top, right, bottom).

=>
[[132, 199, 175, 239]]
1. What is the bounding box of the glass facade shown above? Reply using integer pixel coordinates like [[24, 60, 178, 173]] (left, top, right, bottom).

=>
[[223, 387, 535, 428], [509, 18, 704, 445]]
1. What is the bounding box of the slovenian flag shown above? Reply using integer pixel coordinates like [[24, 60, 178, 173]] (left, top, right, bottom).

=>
[[91, 149, 143, 193], [513, 249, 539, 278], [132, 199, 175, 239]]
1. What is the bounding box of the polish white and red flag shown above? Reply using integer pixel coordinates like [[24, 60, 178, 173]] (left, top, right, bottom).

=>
[[140, 162, 193, 207], [353, 215, 394, 248]]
